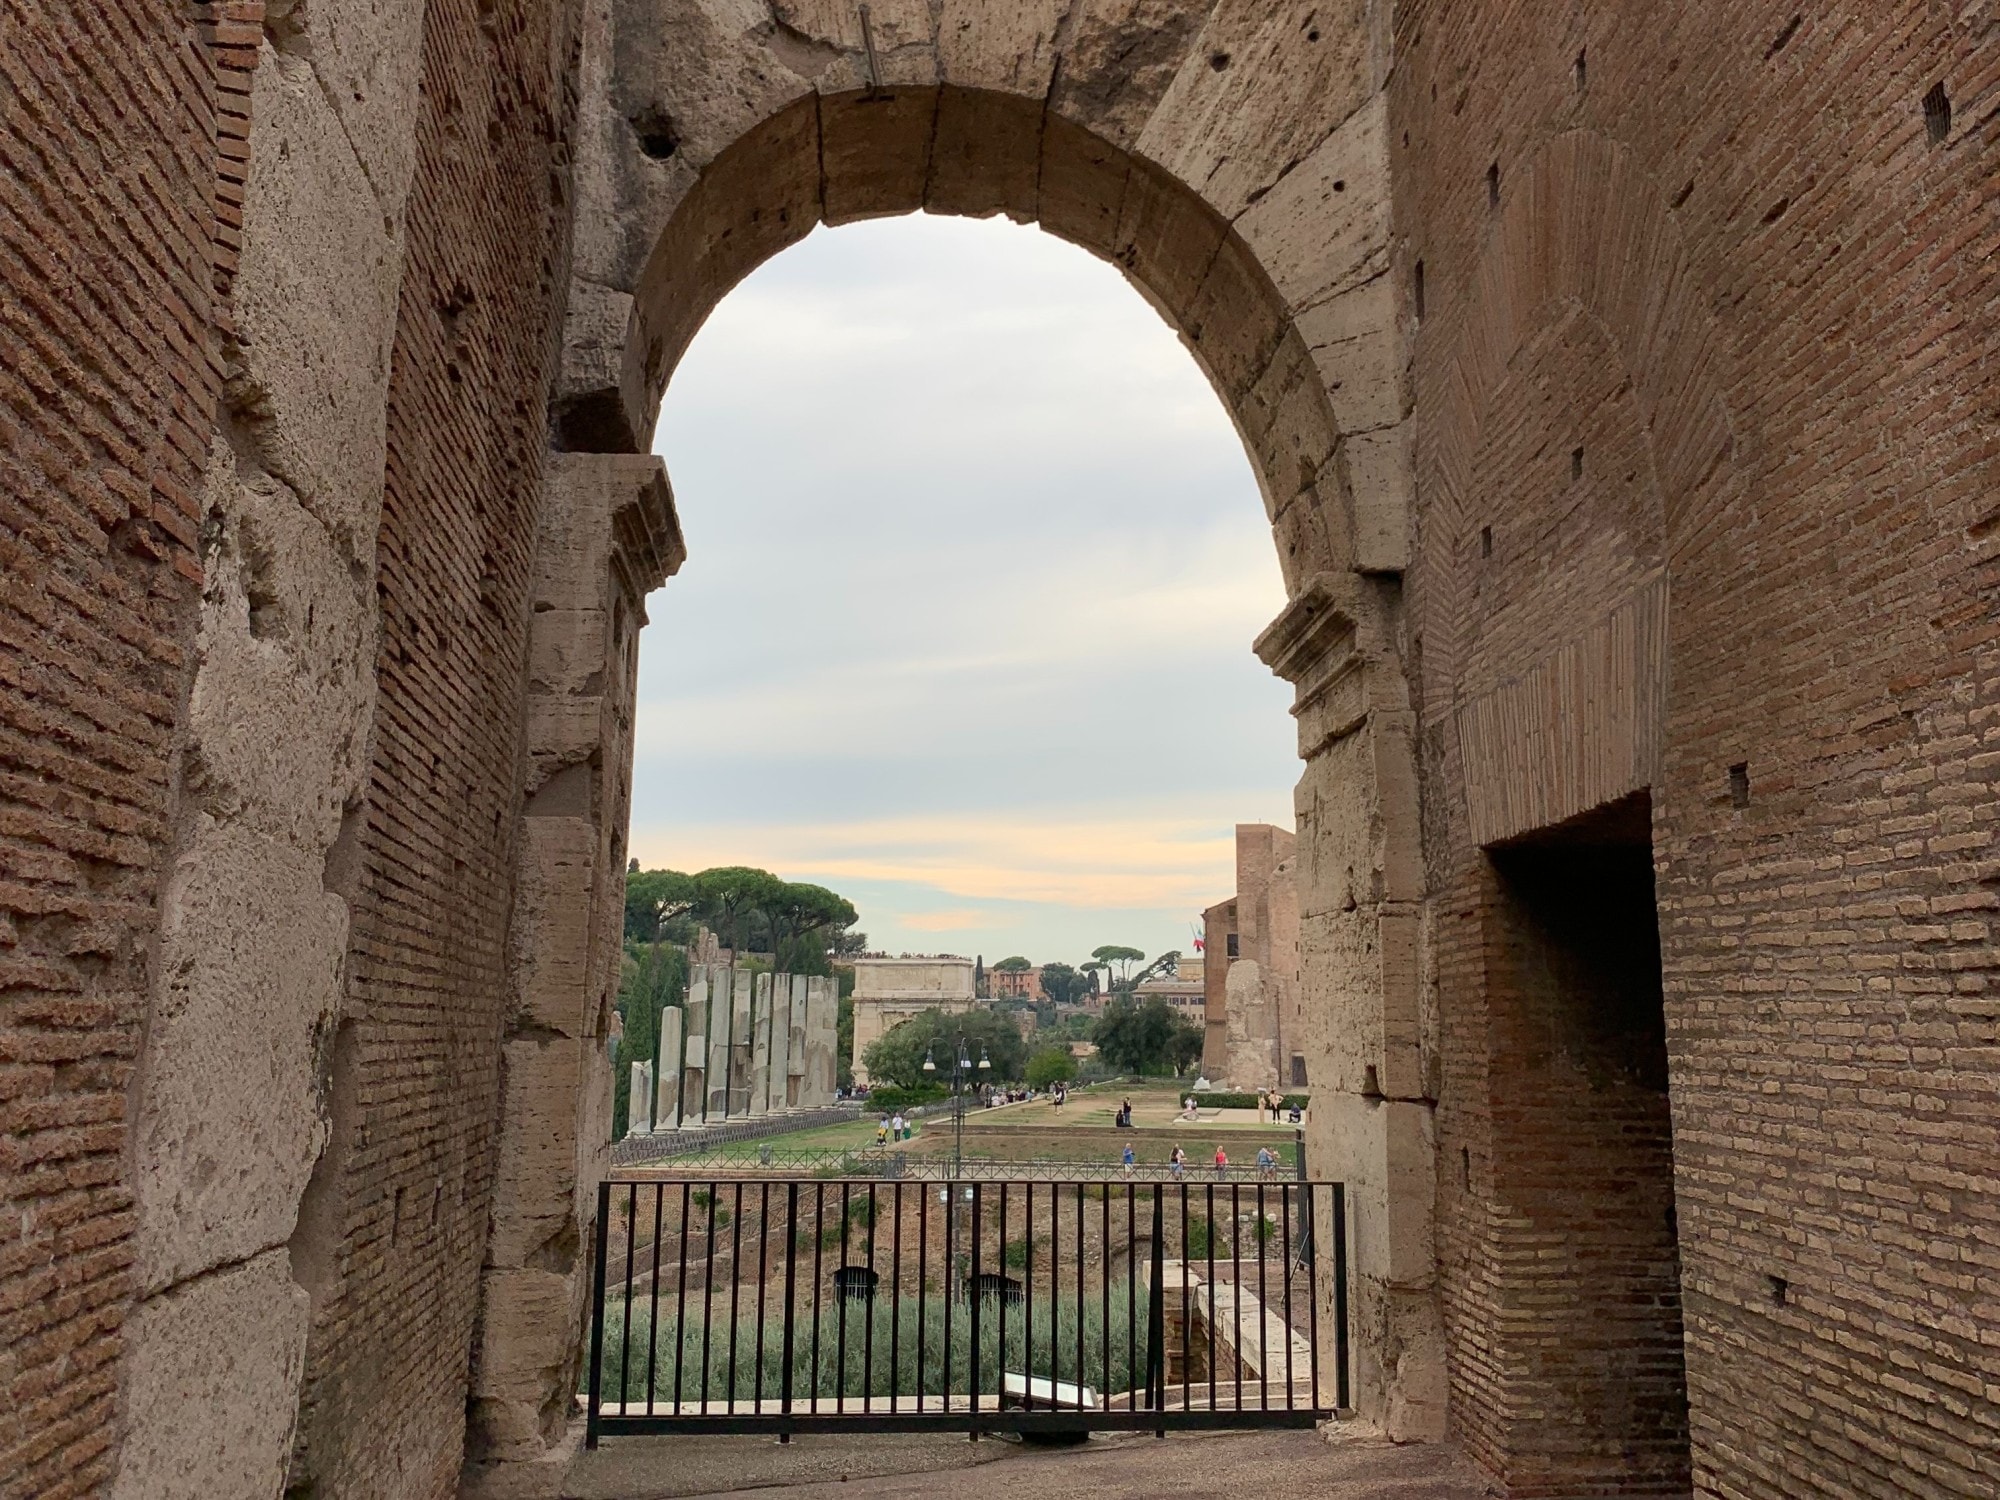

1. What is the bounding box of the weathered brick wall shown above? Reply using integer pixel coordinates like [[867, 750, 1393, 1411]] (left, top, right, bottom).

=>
[[1397, 1, 1999, 1493], [283, 0, 584, 1494], [0, 2, 231, 1492]]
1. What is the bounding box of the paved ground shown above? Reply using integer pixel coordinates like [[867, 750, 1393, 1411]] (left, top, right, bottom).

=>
[[557, 1427, 1495, 1499]]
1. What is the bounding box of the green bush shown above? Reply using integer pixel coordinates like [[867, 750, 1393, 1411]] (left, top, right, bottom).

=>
[[590, 1279, 1140, 1405], [1189, 1091, 1310, 1112]]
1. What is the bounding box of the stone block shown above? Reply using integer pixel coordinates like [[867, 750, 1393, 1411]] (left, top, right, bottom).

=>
[[1134, 0, 1375, 220], [653, 1005, 684, 1129], [934, 0, 1066, 93], [1049, 0, 1206, 150], [110, 1250, 309, 1500], [1233, 93, 1389, 317], [485, 1035, 591, 1271], [187, 449, 377, 856], [134, 822, 348, 1294], [1343, 422, 1412, 574], [820, 87, 938, 224], [233, 51, 403, 554]]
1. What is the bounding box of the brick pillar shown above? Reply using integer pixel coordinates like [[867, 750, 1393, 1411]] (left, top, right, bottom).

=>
[[464, 452, 682, 1473]]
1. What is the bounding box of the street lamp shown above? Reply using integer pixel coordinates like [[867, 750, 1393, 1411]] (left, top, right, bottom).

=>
[[923, 1035, 991, 1177]]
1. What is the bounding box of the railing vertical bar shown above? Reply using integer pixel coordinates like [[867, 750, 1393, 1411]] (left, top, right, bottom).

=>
[[941, 1178, 953, 1419], [754, 1181, 771, 1407], [1205, 1180, 1218, 1415], [619, 1182, 637, 1410], [645, 1183, 665, 1414], [1126, 1183, 1137, 1412], [836, 1183, 851, 1414], [917, 1181, 929, 1412], [809, 1182, 825, 1415], [1306, 1182, 1322, 1413], [1100, 1182, 1110, 1416], [1022, 1180, 1033, 1411], [1178, 1181, 1191, 1416], [1336, 1184, 1352, 1416], [781, 1182, 799, 1423], [863, 1183, 877, 1412], [585, 1179, 610, 1448], [1256, 1181, 1269, 1413], [1230, 1180, 1242, 1414], [996, 1182, 1008, 1412], [726, 1181, 744, 1413], [698, 1183, 717, 1413], [890, 1181, 904, 1414], [1150, 1186, 1166, 1438], [968, 1182, 983, 1424], [672, 1181, 691, 1413], [1073, 1181, 1084, 1412], [1282, 1182, 1295, 1409]]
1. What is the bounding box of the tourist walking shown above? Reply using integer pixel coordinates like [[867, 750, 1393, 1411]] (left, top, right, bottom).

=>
[[1169, 1145, 1186, 1179], [1121, 1143, 1136, 1178], [890, 1112, 906, 1141], [1214, 1145, 1228, 1177]]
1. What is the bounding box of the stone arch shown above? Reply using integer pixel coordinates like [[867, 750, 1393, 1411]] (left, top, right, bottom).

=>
[[1414, 129, 1738, 849], [467, 0, 1441, 1477]]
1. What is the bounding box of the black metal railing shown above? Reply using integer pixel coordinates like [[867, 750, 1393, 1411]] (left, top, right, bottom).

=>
[[585, 1175, 1348, 1443]]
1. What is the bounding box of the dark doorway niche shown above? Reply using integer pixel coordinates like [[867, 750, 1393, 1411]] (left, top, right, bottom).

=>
[[1482, 790, 1689, 1494]]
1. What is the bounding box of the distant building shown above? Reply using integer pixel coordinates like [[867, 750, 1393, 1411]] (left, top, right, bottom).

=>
[[988, 963, 1043, 1000], [1202, 825, 1302, 1089], [849, 955, 978, 1086], [1134, 955, 1205, 1017]]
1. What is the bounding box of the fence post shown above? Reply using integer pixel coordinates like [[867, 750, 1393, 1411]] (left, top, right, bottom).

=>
[[1333, 1180, 1349, 1411], [585, 1178, 612, 1449]]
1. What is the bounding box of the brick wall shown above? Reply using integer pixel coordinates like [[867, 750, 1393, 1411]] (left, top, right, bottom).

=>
[[283, 0, 584, 1493], [0, 2, 230, 1492], [1398, 1, 1999, 1493]]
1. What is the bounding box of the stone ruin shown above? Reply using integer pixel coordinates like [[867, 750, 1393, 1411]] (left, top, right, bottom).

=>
[[3, 1, 1994, 1498], [625, 966, 839, 1133]]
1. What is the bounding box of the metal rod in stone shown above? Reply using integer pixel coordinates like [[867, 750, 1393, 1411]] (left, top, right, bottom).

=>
[[857, 4, 881, 93]]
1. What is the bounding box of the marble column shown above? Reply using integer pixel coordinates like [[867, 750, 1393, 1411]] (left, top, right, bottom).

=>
[[653, 1004, 683, 1132]]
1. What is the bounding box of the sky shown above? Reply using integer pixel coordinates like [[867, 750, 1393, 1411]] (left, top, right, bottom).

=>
[[630, 211, 1299, 968]]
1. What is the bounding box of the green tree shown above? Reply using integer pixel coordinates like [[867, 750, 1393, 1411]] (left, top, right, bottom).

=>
[[993, 956, 1032, 972], [765, 880, 858, 974], [624, 868, 698, 943], [1091, 994, 1197, 1076], [1089, 944, 1147, 988], [1038, 961, 1091, 1007], [862, 1007, 1027, 1090], [1025, 1045, 1078, 1089]]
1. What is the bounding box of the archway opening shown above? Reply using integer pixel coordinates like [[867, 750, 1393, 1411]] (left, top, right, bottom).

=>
[[1481, 792, 1688, 1493]]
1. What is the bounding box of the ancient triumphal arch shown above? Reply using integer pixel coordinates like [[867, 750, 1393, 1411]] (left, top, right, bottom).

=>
[[5, 0, 1993, 1497]]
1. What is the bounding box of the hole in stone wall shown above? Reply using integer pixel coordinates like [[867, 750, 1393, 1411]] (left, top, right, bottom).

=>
[[1761, 196, 1790, 225], [1487, 161, 1500, 209], [1291, 1053, 1308, 1087], [1332, 179, 1345, 192], [1461, 1145, 1471, 1189], [1767, 1274, 1789, 1306], [1729, 762, 1750, 808], [1923, 82, 1952, 145], [1209, 50, 1230, 70], [1571, 447, 1584, 481], [1480, 525, 1493, 558], [1763, 13, 1802, 60], [1414, 259, 1426, 321], [1361, 1064, 1382, 1098], [1573, 48, 1587, 91], [628, 106, 680, 160], [1671, 178, 1694, 209]]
